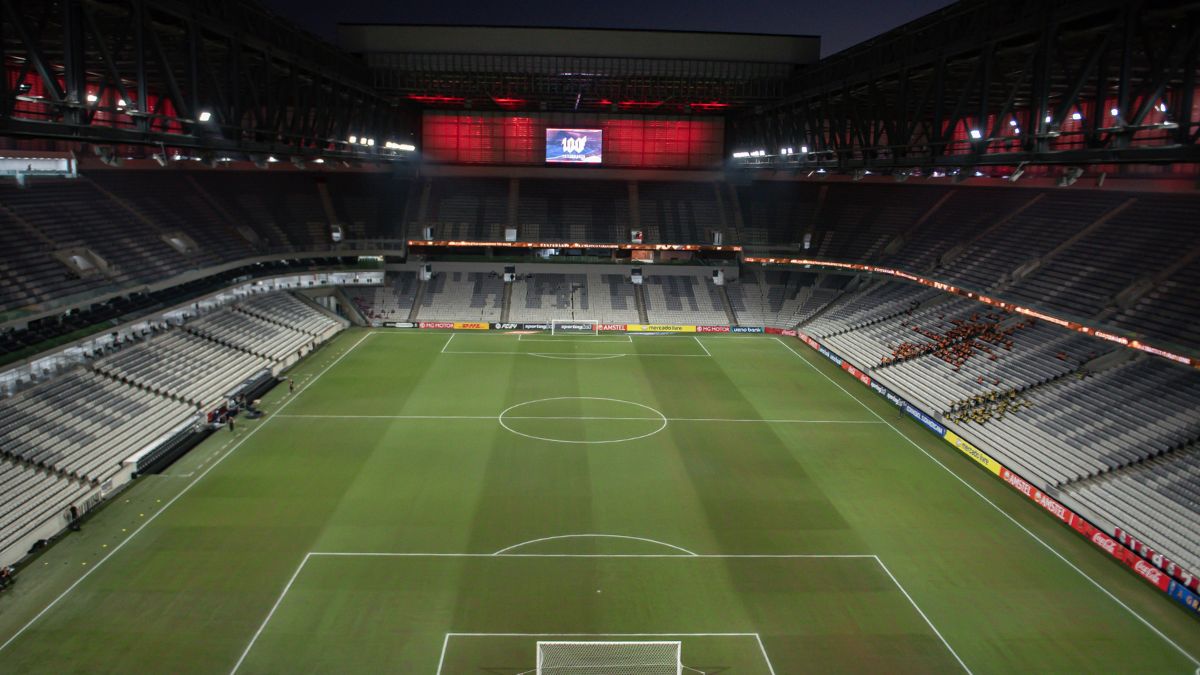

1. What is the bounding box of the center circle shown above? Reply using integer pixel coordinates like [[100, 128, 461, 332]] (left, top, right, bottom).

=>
[[498, 397, 668, 444]]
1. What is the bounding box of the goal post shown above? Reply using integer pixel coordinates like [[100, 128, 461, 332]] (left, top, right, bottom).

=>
[[536, 641, 682, 675], [550, 320, 599, 336]]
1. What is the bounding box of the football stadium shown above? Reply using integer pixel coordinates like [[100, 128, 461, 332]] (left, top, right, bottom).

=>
[[1, 1, 1199, 673]]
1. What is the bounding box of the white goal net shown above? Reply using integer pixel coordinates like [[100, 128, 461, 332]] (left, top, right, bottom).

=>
[[550, 320, 599, 336], [536, 641, 682, 674]]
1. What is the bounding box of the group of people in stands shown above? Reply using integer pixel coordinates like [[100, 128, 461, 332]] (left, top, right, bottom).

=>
[[947, 389, 1031, 424], [878, 312, 1036, 371]]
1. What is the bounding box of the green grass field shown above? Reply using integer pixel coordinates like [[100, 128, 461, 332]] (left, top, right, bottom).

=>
[[1, 328, 1198, 674]]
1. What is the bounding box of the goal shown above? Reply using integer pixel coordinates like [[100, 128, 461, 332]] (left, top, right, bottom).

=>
[[536, 641, 682, 674], [550, 320, 599, 336]]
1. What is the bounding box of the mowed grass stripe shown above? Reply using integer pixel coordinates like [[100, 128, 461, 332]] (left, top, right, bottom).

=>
[[0, 331, 1196, 674]]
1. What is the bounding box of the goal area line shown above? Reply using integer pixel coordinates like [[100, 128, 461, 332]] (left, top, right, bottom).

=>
[[439, 632, 774, 675], [229, 550, 969, 675]]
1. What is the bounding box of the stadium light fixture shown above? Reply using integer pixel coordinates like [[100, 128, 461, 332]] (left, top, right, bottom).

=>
[[349, 135, 358, 144], [1008, 119, 1018, 127], [732, 151, 750, 158], [116, 98, 127, 109], [398, 143, 415, 152], [1044, 115, 1053, 123], [1071, 111, 1083, 121], [197, 110, 212, 122], [367, 138, 375, 147], [86, 93, 98, 103], [1110, 108, 1120, 117], [267, 156, 279, 163], [1157, 102, 1168, 113], [313, 158, 325, 164], [1013, 127, 1020, 134], [968, 129, 983, 140], [800, 145, 809, 153]]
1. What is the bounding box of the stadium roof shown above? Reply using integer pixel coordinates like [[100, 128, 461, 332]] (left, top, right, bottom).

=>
[[339, 24, 819, 114]]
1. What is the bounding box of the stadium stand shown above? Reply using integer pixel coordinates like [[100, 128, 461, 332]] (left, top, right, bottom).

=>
[[724, 269, 851, 328], [416, 271, 505, 322], [508, 273, 589, 323], [93, 332, 271, 407], [0, 369, 193, 482], [238, 292, 343, 341], [637, 182, 724, 244], [642, 273, 728, 326], [518, 179, 630, 242], [343, 272, 420, 324], [426, 178, 509, 240], [0, 460, 91, 561]]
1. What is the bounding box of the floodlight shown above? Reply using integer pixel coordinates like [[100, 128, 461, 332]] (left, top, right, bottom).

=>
[[198, 110, 212, 122], [969, 129, 983, 140]]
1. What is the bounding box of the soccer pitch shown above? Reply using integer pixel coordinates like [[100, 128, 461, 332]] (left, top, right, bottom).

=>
[[1, 328, 1198, 674]]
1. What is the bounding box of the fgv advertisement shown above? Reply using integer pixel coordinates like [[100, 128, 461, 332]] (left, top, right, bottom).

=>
[[546, 128, 603, 164]]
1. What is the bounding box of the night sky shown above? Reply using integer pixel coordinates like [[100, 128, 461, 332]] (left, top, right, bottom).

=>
[[261, 0, 958, 58]]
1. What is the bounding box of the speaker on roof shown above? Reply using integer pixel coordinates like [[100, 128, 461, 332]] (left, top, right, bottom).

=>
[[712, 269, 725, 286], [422, 226, 434, 241], [503, 265, 516, 283], [419, 264, 432, 281], [631, 268, 643, 285], [712, 231, 723, 246], [505, 226, 518, 242]]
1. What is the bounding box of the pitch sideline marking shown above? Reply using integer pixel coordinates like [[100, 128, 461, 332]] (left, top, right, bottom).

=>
[[230, 552, 313, 674], [440, 333, 455, 353], [0, 331, 375, 656], [492, 534, 698, 556], [528, 353, 626, 360], [275, 413, 883, 425], [694, 335, 713, 357], [438, 632, 775, 675], [772, 336, 1200, 668]]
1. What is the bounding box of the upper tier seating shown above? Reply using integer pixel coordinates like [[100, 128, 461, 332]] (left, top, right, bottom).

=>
[[427, 178, 508, 240], [518, 180, 630, 242], [638, 182, 724, 244]]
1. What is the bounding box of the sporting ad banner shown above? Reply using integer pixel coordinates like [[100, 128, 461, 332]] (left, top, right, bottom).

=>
[[943, 430, 1002, 476], [731, 326, 764, 333], [521, 323, 551, 331], [696, 326, 730, 333], [626, 324, 697, 333], [597, 323, 629, 332], [419, 322, 454, 329], [452, 322, 490, 330]]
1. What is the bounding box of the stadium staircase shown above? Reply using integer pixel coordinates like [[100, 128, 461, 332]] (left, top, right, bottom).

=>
[[407, 278, 426, 322], [500, 283, 513, 323], [634, 284, 649, 324], [717, 285, 738, 325]]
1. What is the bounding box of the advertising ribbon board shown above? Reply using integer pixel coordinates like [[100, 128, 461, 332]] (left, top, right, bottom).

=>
[[419, 322, 454, 329], [626, 324, 697, 333], [452, 322, 490, 330]]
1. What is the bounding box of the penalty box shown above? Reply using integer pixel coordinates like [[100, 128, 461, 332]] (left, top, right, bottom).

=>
[[233, 552, 966, 674]]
